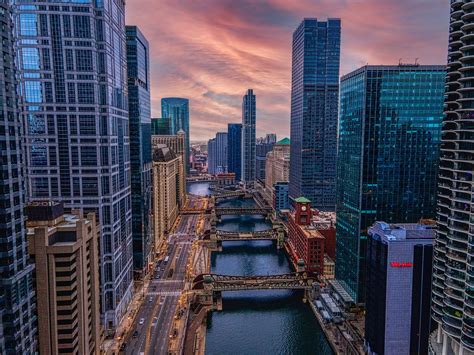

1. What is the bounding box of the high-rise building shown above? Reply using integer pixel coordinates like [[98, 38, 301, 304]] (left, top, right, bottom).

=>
[[161, 98, 190, 172], [264, 137, 290, 206], [126, 25, 152, 276], [264, 133, 277, 144], [289, 18, 341, 210], [207, 132, 227, 175], [27, 202, 101, 355], [274, 182, 289, 212], [207, 138, 216, 175], [151, 117, 171, 135], [365, 221, 434, 355], [152, 131, 186, 167], [14, 0, 133, 329], [215, 132, 228, 174], [152, 145, 185, 254], [227, 123, 242, 181], [0, 3, 37, 353], [336, 65, 445, 303], [241, 89, 256, 184], [430, 3, 474, 354], [256, 139, 274, 182]]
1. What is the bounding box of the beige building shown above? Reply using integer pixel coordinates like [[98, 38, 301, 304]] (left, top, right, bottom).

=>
[[152, 144, 186, 253], [264, 137, 290, 203], [26, 202, 100, 355], [152, 130, 186, 167]]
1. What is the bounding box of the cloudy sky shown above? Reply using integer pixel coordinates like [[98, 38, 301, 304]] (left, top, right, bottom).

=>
[[126, 0, 449, 141]]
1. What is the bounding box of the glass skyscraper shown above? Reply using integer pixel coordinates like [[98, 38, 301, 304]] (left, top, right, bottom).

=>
[[161, 98, 190, 172], [0, 3, 37, 353], [227, 123, 242, 181], [289, 18, 340, 210], [151, 117, 171, 135], [241, 89, 256, 184], [126, 26, 152, 276], [430, 2, 474, 354], [14, 0, 133, 330], [336, 65, 445, 302]]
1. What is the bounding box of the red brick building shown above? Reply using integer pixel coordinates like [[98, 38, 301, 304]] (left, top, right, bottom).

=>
[[287, 197, 325, 274]]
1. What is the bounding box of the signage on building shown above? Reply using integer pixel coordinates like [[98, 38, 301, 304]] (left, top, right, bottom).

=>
[[390, 262, 413, 268]]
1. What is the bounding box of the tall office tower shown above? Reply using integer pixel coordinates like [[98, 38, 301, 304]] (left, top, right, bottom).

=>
[[265, 133, 277, 144], [365, 222, 435, 355], [256, 139, 274, 182], [161, 98, 190, 172], [241, 89, 256, 184], [265, 137, 290, 192], [152, 131, 186, 165], [207, 138, 216, 175], [215, 132, 228, 174], [27, 203, 101, 355], [336, 65, 445, 303], [151, 117, 171, 135], [0, 3, 37, 353], [430, 3, 474, 354], [227, 123, 242, 181], [152, 145, 185, 254], [289, 18, 340, 210], [126, 25, 152, 276], [15, 1, 133, 330]]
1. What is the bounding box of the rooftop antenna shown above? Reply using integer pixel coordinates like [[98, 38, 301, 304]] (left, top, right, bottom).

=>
[[415, 58, 419, 65], [399, 58, 403, 65]]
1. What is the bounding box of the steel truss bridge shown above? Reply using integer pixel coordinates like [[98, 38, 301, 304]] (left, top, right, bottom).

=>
[[214, 229, 276, 241], [214, 207, 273, 217], [191, 272, 313, 292], [213, 191, 247, 200]]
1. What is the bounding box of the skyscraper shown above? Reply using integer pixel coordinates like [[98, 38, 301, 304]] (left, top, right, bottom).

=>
[[151, 117, 171, 135], [0, 3, 37, 353], [289, 18, 340, 210], [161, 98, 190, 172], [15, 0, 133, 330], [215, 132, 228, 174], [126, 25, 152, 276], [207, 138, 216, 175], [241, 89, 256, 184], [207, 132, 227, 175], [227, 123, 242, 181], [336, 65, 445, 302], [256, 138, 275, 182], [430, 3, 474, 354]]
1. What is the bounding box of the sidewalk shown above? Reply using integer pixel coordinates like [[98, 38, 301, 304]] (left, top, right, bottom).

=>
[[101, 276, 151, 354]]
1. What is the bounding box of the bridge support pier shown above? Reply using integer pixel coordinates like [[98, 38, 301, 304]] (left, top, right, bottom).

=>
[[214, 291, 223, 311]]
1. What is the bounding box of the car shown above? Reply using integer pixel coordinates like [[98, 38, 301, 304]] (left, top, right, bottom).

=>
[[148, 297, 153, 302], [139, 318, 145, 325], [132, 331, 139, 338], [119, 342, 126, 350], [155, 275, 160, 280]]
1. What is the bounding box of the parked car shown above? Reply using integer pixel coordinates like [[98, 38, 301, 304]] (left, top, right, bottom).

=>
[[139, 318, 145, 325]]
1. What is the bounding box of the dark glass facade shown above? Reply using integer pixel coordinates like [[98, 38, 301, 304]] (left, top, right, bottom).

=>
[[289, 18, 340, 210], [336, 65, 445, 302], [15, 0, 133, 330], [126, 26, 152, 276], [161, 98, 189, 172], [0, 3, 37, 353], [151, 117, 171, 135], [241, 89, 256, 184], [227, 123, 242, 181], [256, 141, 274, 182]]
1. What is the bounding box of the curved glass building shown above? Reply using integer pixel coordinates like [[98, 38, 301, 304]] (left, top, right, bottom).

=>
[[430, 1, 474, 354]]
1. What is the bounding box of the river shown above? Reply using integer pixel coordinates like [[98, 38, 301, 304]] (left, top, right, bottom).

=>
[[187, 182, 333, 355]]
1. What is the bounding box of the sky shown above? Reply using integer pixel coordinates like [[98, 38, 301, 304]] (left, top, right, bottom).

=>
[[126, 0, 449, 141]]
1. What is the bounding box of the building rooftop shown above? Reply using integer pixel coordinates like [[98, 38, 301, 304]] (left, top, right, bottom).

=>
[[275, 137, 290, 145], [294, 196, 311, 203], [153, 144, 177, 162], [369, 221, 436, 242]]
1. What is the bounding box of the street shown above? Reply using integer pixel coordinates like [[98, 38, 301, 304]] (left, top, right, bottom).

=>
[[122, 214, 200, 355]]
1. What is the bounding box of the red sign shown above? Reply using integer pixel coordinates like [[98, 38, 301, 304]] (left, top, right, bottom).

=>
[[390, 262, 413, 268]]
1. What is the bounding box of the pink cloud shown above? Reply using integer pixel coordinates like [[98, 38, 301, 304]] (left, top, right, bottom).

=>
[[126, 0, 449, 141]]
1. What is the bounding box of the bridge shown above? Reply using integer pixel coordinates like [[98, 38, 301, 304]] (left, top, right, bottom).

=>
[[214, 206, 273, 217], [186, 176, 216, 183], [192, 272, 313, 292], [214, 229, 276, 241], [213, 190, 251, 200]]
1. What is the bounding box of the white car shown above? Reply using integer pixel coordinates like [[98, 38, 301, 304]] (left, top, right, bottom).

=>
[[139, 318, 145, 325]]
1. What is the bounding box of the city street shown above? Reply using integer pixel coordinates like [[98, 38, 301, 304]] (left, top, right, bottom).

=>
[[122, 214, 200, 355]]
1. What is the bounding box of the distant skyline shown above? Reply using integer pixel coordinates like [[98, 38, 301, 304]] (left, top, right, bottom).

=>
[[126, 0, 449, 140]]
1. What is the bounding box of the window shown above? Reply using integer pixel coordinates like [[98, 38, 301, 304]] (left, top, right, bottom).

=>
[[77, 83, 94, 104], [73, 15, 91, 38], [80, 146, 97, 166], [22, 48, 40, 70], [82, 177, 98, 196], [24, 81, 42, 103], [20, 14, 37, 36], [75, 49, 93, 71], [79, 116, 96, 135]]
